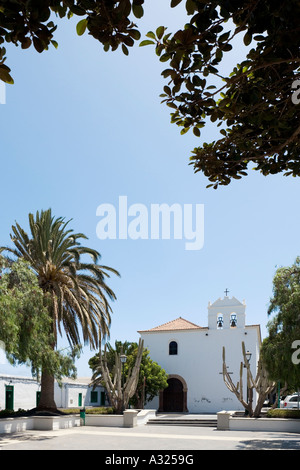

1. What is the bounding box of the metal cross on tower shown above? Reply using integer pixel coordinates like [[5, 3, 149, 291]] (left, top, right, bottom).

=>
[[224, 288, 229, 296]]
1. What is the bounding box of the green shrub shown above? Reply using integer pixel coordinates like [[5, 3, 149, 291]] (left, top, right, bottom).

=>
[[0, 406, 116, 418], [61, 408, 81, 414], [267, 409, 300, 419], [86, 407, 114, 414], [0, 409, 15, 417], [60, 407, 115, 415], [0, 408, 27, 418]]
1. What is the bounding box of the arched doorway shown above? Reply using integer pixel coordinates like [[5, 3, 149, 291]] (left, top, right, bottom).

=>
[[159, 375, 188, 412]]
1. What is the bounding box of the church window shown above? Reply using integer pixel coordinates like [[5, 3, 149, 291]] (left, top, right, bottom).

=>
[[230, 313, 237, 327], [217, 314, 223, 329], [169, 341, 178, 355]]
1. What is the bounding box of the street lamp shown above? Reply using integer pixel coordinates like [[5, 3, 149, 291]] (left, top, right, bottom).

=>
[[244, 350, 252, 415], [245, 350, 252, 364], [120, 354, 127, 413]]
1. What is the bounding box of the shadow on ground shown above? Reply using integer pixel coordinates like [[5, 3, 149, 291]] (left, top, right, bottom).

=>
[[237, 439, 300, 450], [0, 432, 54, 447]]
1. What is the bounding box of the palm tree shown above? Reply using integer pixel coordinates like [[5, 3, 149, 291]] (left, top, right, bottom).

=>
[[0, 209, 119, 411]]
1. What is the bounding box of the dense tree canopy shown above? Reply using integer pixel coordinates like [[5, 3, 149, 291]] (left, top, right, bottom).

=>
[[0, 0, 299, 187], [142, 0, 300, 187], [0, 257, 78, 380], [260, 258, 300, 389], [0, 0, 145, 83]]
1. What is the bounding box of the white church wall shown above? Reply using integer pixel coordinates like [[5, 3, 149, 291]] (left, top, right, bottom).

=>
[[192, 326, 259, 413], [141, 324, 260, 414]]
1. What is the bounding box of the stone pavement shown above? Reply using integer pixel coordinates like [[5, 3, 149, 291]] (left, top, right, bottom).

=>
[[1, 422, 300, 451]]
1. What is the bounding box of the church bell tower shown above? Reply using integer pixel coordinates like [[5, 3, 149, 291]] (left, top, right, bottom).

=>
[[207, 292, 246, 330]]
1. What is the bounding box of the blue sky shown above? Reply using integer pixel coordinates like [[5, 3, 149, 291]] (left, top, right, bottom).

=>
[[1, 1, 300, 377]]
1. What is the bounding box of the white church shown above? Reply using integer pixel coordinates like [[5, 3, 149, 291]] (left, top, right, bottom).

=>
[[138, 294, 261, 414]]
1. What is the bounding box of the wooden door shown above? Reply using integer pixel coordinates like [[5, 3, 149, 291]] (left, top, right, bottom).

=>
[[163, 378, 184, 412]]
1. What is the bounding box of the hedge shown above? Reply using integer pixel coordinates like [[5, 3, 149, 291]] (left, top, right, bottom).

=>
[[267, 409, 300, 419]]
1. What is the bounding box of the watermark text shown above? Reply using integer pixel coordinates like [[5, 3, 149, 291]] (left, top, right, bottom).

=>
[[0, 82, 6, 104], [291, 79, 300, 105], [96, 196, 204, 251], [291, 340, 300, 364]]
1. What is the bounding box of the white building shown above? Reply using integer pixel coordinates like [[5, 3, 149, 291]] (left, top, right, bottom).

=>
[[138, 295, 261, 414], [0, 374, 106, 411]]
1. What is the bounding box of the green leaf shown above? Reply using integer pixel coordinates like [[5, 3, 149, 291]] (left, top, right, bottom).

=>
[[193, 127, 201, 137], [171, 0, 183, 7], [216, 48, 223, 60], [76, 18, 88, 36], [70, 5, 86, 15], [0, 65, 13, 84], [180, 127, 190, 135], [129, 29, 141, 40], [139, 40, 155, 47], [132, 4, 144, 18], [156, 26, 165, 40], [21, 37, 32, 49], [186, 0, 196, 15], [146, 31, 156, 40], [155, 44, 164, 56], [218, 31, 231, 43], [243, 32, 252, 46], [166, 102, 177, 109], [160, 53, 171, 62], [0, 48, 6, 61], [33, 36, 44, 53], [122, 44, 129, 56]]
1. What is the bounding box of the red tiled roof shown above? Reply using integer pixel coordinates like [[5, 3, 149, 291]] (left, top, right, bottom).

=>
[[138, 317, 203, 333]]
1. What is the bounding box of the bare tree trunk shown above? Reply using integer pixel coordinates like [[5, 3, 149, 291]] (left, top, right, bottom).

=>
[[37, 371, 57, 411], [97, 339, 144, 414], [253, 393, 267, 417], [36, 301, 58, 412], [223, 342, 276, 418]]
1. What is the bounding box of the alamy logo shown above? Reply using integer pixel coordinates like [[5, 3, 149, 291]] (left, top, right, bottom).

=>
[[96, 196, 204, 251], [0, 81, 6, 104], [291, 79, 300, 105], [0, 340, 6, 364], [291, 340, 300, 365]]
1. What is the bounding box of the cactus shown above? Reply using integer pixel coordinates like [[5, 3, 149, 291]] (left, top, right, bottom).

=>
[[96, 338, 144, 414], [222, 342, 276, 417]]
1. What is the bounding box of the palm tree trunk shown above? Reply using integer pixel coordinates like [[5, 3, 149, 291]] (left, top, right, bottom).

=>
[[37, 371, 57, 411]]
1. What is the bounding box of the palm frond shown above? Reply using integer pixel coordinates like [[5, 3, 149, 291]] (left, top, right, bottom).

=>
[[0, 208, 119, 350]]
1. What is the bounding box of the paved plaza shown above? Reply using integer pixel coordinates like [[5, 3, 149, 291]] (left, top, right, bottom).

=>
[[1, 422, 300, 451]]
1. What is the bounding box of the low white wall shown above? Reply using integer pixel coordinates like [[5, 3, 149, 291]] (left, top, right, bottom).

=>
[[85, 414, 124, 427], [230, 417, 300, 433], [33, 415, 81, 431], [0, 415, 80, 434], [217, 411, 300, 433], [0, 416, 34, 434], [0, 409, 155, 434]]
